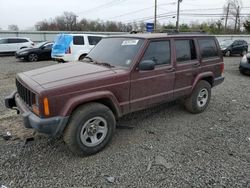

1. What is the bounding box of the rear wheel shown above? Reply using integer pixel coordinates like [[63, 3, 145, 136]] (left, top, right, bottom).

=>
[[63, 103, 116, 156], [79, 54, 86, 61], [28, 53, 38, 62], [185, 80, 211, 114]]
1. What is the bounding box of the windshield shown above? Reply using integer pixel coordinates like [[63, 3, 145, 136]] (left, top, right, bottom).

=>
[[34, 42, 47, 48], [220, 40, 233, 47], [86, 37, 144, 68]]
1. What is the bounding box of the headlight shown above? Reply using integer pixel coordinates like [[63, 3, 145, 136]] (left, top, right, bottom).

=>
[[241, 55, 248, 64], [19, 51, 28, 55], [32, 95, 40, 116]]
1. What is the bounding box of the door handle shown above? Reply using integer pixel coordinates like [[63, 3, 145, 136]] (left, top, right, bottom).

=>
[[193, 63, 200, 67], [165, 67, 175, 72]]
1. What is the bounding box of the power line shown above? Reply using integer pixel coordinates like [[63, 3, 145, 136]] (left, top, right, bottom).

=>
[[122, 6, 250, 24], [106, 2, 176, 20], [76, 0, 128, 15]]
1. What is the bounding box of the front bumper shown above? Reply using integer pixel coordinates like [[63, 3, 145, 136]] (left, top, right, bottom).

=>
[[4, 92, 69, 136], [15, 53, 28, 60], [239, 62, 250, 75]]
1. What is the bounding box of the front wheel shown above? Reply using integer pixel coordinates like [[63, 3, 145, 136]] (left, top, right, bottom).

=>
[[28, 53, 38, 62], [63, 103, 116, 156], [185, 80, 211, 114]]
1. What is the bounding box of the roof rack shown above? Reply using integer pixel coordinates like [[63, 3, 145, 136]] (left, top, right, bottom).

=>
[[159, 29, 207, 35]]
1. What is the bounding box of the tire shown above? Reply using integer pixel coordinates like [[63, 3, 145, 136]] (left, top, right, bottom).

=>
[[63, 103, 116, 156], [225, 50, 231, 57], [28, 53, 38, 62], [79, 54, 86, 61], [241, 50, 247, 56], [185, 80, 211, 114]]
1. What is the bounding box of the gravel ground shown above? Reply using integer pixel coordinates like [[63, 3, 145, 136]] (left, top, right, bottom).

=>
[[0, 56, 250, 188]]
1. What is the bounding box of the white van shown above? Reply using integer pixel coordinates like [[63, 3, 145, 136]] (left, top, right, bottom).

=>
[[51, 34, 105, 62]]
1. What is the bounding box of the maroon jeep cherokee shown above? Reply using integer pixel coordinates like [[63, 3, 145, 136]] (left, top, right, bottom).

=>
[[5, 33, 224, 156]]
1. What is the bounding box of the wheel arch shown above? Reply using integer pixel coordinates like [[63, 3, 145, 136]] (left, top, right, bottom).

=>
[[60, 91, 122, 119], [78, 53, 87, 60], [192, 72, 214, 91]]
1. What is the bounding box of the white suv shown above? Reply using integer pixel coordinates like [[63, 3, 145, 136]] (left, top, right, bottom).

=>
[[0, 37, 34, 54], [52, 34, 105, 62]]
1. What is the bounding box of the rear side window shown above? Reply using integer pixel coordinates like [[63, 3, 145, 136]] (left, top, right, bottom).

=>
[[175, 39, 196, 63], [73, 36, 84, 45], [88, 36, 102, 45], [141, 41, 171, 66], [198, 38, 219, 59], [8, 38, 28, 43]]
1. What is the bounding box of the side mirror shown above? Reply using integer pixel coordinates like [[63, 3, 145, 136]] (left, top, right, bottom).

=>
[[139, 60, 155, 71], [40, 46, 45, 50]]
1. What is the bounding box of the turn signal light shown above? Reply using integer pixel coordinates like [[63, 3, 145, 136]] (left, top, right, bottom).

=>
[[43, 97, 50, 116]]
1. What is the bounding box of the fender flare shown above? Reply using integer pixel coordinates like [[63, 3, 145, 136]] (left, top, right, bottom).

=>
[[192, 72, 214, 91], [60, 91, 122, 118]]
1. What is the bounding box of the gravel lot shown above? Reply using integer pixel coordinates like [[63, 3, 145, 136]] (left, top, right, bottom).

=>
[[0, 56, 250, 188]]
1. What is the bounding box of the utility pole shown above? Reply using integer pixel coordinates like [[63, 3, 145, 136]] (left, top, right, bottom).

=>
[[176, 0, 182, 31], [234, 6, 240, 33], [224, 3, 230, 33], [154, 0, 157, 31]]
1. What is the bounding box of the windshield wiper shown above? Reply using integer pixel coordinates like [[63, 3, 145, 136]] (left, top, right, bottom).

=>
[[82, 56, 114, 68], [92, 61, 115, 68]]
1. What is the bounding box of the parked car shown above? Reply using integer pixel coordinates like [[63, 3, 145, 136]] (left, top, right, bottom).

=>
[[51, 33, 104, 62], [15, 42, 53, 62], [239, 53, 250, 75], [220, 39, 248, 57], [0, 37, 34, 54], [5, 33, 224, 156]]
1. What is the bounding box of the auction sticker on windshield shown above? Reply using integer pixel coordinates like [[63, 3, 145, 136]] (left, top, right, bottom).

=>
[[122, 40, 139, 46]]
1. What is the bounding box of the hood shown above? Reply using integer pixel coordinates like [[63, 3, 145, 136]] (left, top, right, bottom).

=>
[[21, 62, 117, 89], [16, 47, 37, 53]]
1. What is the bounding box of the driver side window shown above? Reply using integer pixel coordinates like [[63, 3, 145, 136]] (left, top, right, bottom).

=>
[[141, 41, 171, 66]]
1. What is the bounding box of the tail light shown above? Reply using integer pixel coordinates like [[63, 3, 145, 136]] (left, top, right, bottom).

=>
[[65, 47, 71, 54], [221, 63, 224, 75]]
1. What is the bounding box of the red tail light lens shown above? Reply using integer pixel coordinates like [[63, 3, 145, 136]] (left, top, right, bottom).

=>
[[221, 63, 224, 74], [65, 47, 71, 54]]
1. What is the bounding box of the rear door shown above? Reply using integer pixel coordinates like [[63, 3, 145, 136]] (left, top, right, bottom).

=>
[[130, 39, 175, 111], [173, 38, 201, 98], [72, 35, 85, 59], [7, 38, 20, 51], [231, 40, 241, 54]]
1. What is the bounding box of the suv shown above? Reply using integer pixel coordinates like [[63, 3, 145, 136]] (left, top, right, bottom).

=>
[[51, 33, 104, 62], [0, 37, 34, 54], [220, 39, 248, 57], [5, 33, 224, 156]]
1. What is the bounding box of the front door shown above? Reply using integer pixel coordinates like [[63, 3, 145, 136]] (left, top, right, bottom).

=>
[[130, 40, 175, 112]]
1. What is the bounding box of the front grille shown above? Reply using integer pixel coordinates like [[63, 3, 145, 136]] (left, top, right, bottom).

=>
[[16, 79, 35, 107]]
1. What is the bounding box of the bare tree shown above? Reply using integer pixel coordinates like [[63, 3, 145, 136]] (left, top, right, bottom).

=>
[[223, 0, 242, 32], [8, 24, 19, 31]]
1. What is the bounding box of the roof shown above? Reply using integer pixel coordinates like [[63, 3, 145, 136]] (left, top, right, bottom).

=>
[[108, 33, 212, 39]]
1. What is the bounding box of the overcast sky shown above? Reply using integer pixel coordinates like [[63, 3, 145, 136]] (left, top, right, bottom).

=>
[[0, 0, 249, 30]]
